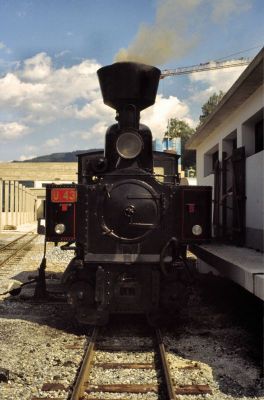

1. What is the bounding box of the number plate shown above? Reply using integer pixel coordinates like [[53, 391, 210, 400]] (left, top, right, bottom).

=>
[[51, 188, 77, 203]]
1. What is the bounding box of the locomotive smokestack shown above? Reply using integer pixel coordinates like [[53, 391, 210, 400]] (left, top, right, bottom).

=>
[[97, 62, 160, 169], [97, 62, 161, 112]]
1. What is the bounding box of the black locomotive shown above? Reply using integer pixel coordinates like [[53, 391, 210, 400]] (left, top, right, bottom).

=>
[[44, 62, 212, 325]]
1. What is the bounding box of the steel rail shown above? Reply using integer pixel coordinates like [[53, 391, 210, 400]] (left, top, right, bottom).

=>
[[70, 327, 99, 400], [155, 328, 176, 399], [0, 232, 38, 268], [70, 324, 212, 400], [0, 231, 35, 252]]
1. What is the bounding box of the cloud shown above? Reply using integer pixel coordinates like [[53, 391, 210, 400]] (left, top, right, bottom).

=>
[[23, 145, 37, 153], [0, 41, 12, 54], [20, 53, 52, 81], [188, 62, 247, 103], [0, 50, 249, 160], [0, 122, 29, 140], [0, 73, 47, 107], [210, 0, 252, 22], [0, 53, 102, 125], [90, 121, 111, 137], [19, 154, 36, 161], [67, 98, 115, 121], [141, 94, 195, 139], [0, 59, 20, 73], [0, 52, 116, 157], [55, 50, 71, 58], [45, 138, 60, 147], [70, 123, 109, 147], [71, 95, 195, 144]]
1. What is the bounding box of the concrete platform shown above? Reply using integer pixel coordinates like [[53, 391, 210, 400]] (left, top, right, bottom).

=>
[[254, 275, 264, 300], [190, 243, 264, 301]]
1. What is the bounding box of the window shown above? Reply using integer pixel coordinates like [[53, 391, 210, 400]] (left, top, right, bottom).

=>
[[242, 109, 263, 157], [223, 130, 237, 157], [255, 119, 263, 153], [204, 144, 219, 177], [18, 180, 34, 188], [212, 151, 219, 171]]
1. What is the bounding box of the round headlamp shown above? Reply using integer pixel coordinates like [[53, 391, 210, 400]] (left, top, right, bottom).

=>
[[192, 225, 202, 236], [54, 223, 66, 235], [116, 131, 143, 159]]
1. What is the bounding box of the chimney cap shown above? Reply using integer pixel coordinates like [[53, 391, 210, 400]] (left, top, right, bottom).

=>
[[97, 62, 161, 111]]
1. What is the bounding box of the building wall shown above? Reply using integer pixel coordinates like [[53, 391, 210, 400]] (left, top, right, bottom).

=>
[[0, 162, 77, 182], [0, 180, 37, 229], [246, 151, 264, 250], [0, 163, 78, 222], [195, 85, 263, 251], [196, 86, 263, 178]]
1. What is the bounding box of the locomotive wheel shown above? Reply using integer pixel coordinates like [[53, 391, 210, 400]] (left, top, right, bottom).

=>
[[67, 281, 95, 307]]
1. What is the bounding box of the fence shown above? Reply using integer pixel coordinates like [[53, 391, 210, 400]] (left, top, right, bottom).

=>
[[0, 180, 37, 231]]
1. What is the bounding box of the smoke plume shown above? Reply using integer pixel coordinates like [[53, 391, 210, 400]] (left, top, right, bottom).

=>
[[114, 0, 202, 65], [114, 0, 252, 66]]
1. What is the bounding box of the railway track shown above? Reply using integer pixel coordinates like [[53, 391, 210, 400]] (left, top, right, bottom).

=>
[[70, 325, 213, 400], [0, 231, 38, 268]]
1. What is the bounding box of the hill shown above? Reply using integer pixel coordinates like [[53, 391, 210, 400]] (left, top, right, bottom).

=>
[[13, 149, 101, 163]]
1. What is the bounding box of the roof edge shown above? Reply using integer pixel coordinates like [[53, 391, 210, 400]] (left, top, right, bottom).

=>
[[186, 47, 264, 149]]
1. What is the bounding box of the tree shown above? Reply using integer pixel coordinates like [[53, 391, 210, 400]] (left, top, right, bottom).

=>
[[199, 90, 225, 125], [165, 118, 194, 141], [164, 118, 195, 170]]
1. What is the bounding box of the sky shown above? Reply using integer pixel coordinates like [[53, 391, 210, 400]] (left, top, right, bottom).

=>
[[0, 0, 263, 161]]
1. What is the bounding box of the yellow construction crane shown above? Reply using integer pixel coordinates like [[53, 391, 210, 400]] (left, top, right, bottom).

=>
[[160, 57, 252, 78]]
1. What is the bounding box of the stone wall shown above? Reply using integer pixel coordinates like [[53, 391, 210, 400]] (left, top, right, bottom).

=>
[[0, 162, 77, 182]]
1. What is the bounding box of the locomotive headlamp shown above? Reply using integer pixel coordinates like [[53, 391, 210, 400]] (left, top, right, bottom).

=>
[[192, 224, 202, 236], [54, 223, 66, 235], [116, 131, 143, 159]]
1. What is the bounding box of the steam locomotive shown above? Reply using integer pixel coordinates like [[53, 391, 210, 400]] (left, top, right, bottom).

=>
[[44, 62, 211, 325]]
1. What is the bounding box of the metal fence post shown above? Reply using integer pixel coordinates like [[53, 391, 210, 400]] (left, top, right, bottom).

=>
[[0, 180, 2, 231], [26, 189, 30, 223], [31, 194, 35, 222], [19, 183, 23, 226], [15, 181, 19, 227], [22, 186, 26, 225], [25, 189, 28, 224], [10, 181, 14, 226], [4, 181, 9, 227]]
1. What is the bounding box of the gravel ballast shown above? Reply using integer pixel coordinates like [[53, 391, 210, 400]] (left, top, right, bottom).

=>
[[0, 228, 263, 400]]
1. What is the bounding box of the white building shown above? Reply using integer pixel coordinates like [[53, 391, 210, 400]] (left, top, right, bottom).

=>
[[185, 48, 263, 300], [186, 47, 263, 252]]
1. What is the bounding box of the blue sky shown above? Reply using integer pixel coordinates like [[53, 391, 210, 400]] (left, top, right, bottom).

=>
[[0, 0, 263, 161]]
